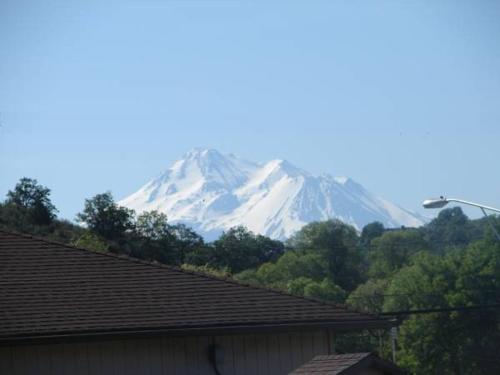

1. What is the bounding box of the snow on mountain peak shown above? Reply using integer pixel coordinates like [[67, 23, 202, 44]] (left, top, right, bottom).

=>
[[169, 148, 256, 190], [119, 150, 424, 240], [334, 176, 350, 185]]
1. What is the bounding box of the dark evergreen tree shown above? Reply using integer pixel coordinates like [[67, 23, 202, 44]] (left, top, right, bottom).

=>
[[76, 192, 134, 241], [360, 221, 385, 250], [130, 211, 178, 263], [5, 177, 57, 226], [210, 226, 284, 273], [423, 207, 479, 253]]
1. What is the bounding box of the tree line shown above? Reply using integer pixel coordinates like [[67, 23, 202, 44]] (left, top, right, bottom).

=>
[[0, 178, 284, 274], [1, 177, 499, 374]]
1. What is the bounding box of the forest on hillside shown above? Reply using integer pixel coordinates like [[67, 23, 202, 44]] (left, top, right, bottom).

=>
[[1, 178, 499, 374]]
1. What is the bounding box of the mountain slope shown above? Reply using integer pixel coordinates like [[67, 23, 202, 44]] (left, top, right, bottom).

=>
[[119, 149, 424, 240]]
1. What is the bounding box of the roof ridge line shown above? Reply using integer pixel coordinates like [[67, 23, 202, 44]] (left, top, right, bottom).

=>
[[0, 229, 388, 321]]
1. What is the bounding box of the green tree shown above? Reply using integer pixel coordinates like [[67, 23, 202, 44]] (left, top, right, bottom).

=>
[[135, 211, 171, 240], [368, 229, 427, 279], [303, 278, 346, 303], [235, 250, 347, 302], [171, 223, 207, 265], [5, 177, 57, 226], [423, 207, 479, 253], [72, 232, 109, 252], [180, 263, 231, 278], [0, 178, 90, 244], [288, 220, 362, 290], [131, 211, 179, 263], [360, 221, 385, 249], [471, 215, 500, 243], [235, 250, 327, 289], [346, 278, 389, 314], [384, 240, 500, 374], [76, 192, 134, 241], [210, 226, 284, 273]]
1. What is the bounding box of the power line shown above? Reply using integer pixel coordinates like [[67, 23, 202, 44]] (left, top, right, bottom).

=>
[[285, 237, 499, 252], [380, 304, 500, 316], [347, 290, 499, 300]]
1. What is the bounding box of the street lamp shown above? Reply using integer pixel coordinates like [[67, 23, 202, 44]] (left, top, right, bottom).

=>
[[423, 196, 500, 213], [422, 196, 500, 240]]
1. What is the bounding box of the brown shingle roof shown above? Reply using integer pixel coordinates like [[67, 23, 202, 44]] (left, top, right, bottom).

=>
[[0, 231, 394, 343], [289, 353, 405, 374]]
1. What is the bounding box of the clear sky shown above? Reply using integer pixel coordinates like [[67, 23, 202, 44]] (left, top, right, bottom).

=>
[[1, 0, 499, 221]]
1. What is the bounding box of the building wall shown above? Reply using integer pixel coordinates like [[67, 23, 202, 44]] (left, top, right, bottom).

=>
[[360, 370, 385, 375], [0, 330, 332, 375]]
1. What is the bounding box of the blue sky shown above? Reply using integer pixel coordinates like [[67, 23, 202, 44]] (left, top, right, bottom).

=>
[[1, 0, 499, 221]]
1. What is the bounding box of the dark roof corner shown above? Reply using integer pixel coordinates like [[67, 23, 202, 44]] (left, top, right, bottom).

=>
[[289, 352, 406, 375]]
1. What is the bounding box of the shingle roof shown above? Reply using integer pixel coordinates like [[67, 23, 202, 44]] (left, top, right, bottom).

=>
[[289, 353, 405, 374], [0, 231, 394, 343]]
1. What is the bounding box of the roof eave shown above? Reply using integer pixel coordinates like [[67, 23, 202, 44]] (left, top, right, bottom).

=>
[[0, 318, 397, 346]]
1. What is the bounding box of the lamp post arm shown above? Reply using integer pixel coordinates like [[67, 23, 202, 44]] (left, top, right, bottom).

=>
[[479, 207, 500, 242], [423, 196, 500, 242], [445, 198, 500, 214]]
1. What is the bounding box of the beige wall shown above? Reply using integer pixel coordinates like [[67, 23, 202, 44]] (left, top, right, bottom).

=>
[[360, 370, 385, 375], [0, 330, 333, 375]]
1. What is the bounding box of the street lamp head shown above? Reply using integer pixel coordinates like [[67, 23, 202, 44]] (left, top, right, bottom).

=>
[[422, 196, 449, 209]]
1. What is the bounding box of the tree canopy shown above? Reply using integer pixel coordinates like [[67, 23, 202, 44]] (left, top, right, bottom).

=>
[[287, 220, 362, 291], [76, 192, 135, 241], [5, 177, 58, 226], [383, 240, 500, 374]]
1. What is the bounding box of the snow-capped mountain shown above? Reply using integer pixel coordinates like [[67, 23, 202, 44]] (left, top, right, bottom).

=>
[[119, 148, 424, 240]]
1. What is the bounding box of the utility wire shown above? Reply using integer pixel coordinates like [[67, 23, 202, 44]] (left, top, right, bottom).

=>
[[380, 303, 500, 316], [347, 290, 499, 300]]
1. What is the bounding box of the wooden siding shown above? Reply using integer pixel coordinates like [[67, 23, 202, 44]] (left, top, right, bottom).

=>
[[0, 330, 333, 375]]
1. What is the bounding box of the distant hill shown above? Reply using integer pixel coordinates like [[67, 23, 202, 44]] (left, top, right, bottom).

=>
[[119, 148, 424, 240]]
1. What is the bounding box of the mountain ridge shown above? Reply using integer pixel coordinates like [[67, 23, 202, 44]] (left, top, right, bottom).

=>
[[119, 149, 425, 240]]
